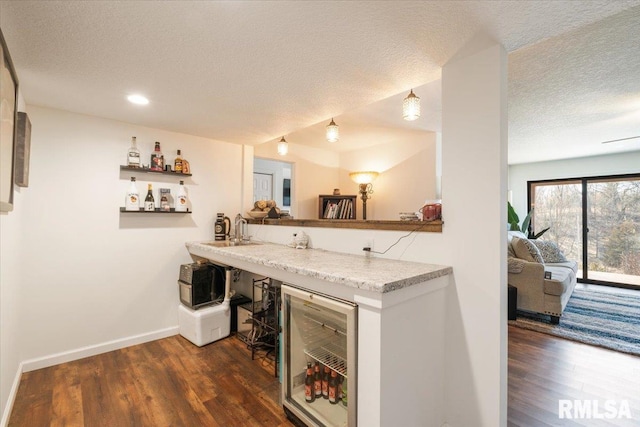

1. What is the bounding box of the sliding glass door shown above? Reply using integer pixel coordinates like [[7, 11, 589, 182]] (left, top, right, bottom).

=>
[[529, 174, 640, 288]]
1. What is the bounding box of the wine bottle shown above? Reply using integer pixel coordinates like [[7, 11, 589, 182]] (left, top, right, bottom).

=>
[[328, 370, 338, 404], [125, 177, 140, 211], [175, 180, 188, 212], [321, 366, 330, 399], [304, 363, 315, 403], [313, 361, 322, 398], [127, 136, 140, 168], [174, 150, 183, 173], [144, 184, 155, 211], [150, 141, 164, 171]]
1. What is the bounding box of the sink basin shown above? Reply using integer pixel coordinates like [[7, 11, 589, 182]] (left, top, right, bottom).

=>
[[202, 240, 259, 248]]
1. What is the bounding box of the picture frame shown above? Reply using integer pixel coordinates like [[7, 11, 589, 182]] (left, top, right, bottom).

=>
[[0, 28, 18, 212], [14, 112, 31, 187]]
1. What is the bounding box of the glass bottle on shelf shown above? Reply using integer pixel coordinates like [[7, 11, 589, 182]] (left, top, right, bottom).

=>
[[175, 180, 188, 212], [127, 136, 140, 168], [150, 141, 164, 171], [174, 149, 183, 173], [328, 370, 339, 404], [321, 366, 330, 399], [144, 184, 155, 211], [125, 177, 139, 211], [313, 361, 322, 398], [304, 362, 315, 403], [160, 188, 170, 212]]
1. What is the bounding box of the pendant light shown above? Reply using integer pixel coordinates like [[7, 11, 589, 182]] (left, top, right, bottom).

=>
[[403, 89, 420, 121], [277, 136, 289, 156], [326, 118, 339, 143]]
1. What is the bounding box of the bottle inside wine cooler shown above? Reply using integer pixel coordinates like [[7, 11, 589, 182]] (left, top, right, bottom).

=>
[[328, 370, 338, 404], [305, 363, 315, 403], [321, 366, 330, 399], [314, 361, 322, 398]]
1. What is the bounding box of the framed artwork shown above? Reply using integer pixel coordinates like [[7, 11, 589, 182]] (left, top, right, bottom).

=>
[[14, 112, 31, 187], [0, 28, 18, 212]]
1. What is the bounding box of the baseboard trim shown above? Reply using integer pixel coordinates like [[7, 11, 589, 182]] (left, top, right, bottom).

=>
[[0, 362, 24, 427], [21, 326, 179, 373]]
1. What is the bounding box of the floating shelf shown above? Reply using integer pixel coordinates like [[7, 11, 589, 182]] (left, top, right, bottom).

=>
[[120, 165, 192, 177], [119, 207, 191, 214]]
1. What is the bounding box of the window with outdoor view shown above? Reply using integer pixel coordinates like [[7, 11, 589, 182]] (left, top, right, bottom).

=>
[[529, 174, 640, 288]]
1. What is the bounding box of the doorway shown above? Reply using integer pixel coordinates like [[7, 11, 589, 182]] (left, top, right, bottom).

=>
[[253, 172, 273, 203], [253, 158, 293, 216]]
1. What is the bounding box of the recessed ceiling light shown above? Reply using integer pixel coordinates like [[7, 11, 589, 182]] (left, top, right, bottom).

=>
[[127, 94, 149, 105]]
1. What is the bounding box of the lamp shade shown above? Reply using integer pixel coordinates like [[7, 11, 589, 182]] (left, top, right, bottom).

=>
[[277, 136, 288, 156], [403, 89, 420, 121], [349, 171, 379, 184], [326, 118, 339, 143]]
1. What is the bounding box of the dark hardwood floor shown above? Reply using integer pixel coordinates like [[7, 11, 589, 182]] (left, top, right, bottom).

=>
[[508, 327, 640, 427], [8, 327, 640, 426]]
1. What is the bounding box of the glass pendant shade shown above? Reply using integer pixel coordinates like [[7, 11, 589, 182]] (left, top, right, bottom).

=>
[[403, 89, 420, 121], [277, 136, 288, 156], [326, 118, 339, 143], [349, 171, 379, 184]]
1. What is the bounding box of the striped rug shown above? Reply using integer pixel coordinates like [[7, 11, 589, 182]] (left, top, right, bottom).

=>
[[509, 288, 640, 356]]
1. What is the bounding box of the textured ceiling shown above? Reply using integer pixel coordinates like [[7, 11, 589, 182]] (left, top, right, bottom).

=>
[[0, 1, 639, 164]]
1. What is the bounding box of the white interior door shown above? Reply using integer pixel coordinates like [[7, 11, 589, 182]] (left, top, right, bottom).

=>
[[254, 172, 273, 202]]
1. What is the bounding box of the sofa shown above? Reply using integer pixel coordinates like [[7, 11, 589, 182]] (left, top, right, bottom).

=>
[[507, 231, 578, 324]]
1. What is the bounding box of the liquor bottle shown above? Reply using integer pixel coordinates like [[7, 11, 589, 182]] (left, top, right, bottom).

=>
[[160, 189, 170, 212], [127, 136, 140, 168], [144, 184, 155, 211], [304, 363, 315, 403], [174, 150, 183, 173], [175, 180, 188, 212], [328, 370, 338, 404], [313, 361, 322, 398], [150, 141, 164, 171], [125, 177, 140, 211], [321, 366, 330, 399]]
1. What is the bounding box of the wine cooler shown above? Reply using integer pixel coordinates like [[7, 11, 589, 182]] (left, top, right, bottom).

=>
[[282, 285, 357, 427]]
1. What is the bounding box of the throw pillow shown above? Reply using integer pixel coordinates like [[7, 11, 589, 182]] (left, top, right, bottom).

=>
[[532, 240, 567, 263], [511, 236, 544, 263]]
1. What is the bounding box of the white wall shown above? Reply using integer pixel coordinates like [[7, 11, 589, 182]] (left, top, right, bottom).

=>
[[338, 134, 438, 220], [0, 106, 244, 421], [509, 151, 640, 217]]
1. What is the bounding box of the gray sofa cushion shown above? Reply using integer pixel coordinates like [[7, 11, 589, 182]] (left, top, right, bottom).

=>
[[543, 266, 575, 296], [546, 260, 579, 274]]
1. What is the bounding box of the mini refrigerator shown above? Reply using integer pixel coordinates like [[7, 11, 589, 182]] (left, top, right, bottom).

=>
[[281, 284, 357, 427]]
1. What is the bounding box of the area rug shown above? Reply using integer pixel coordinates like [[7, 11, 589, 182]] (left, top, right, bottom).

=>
[[509, 288, 640, 356]]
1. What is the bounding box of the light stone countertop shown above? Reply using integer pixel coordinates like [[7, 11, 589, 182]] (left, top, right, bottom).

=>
[[186, 241, 452, 293]]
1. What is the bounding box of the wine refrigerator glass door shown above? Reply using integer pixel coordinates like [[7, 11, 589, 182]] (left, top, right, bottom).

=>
[[282, 284, 357, 427]]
